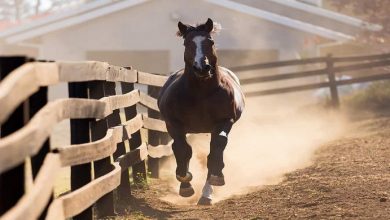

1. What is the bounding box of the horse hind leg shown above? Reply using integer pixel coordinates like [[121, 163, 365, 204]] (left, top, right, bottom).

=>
[[207, 120, 234, 186], [171, 136, 195, 197]]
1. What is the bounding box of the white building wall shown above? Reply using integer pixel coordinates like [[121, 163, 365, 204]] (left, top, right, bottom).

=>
[[38, 0, 316, 72]]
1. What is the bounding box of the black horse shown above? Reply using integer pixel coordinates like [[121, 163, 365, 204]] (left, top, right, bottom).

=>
[[158, 18, 245, 205]]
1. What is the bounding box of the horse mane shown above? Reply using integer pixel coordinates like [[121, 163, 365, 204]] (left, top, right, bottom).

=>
[[176, 22, 222, 37]]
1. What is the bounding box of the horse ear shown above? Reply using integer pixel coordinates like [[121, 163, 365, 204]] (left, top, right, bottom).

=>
[[177, 21, 189, 37], [204, 18, 214, 33]]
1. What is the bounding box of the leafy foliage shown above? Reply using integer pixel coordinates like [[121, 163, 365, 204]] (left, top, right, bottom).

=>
[[0, 0, 90, 22], [329, 0, 390, 46], [344, 80, 390, 112]]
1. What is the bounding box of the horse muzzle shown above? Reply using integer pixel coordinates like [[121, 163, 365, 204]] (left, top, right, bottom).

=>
[[193, 64, 213, 78]]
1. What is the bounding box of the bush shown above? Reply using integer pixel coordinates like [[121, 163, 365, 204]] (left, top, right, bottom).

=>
[[344, 80, 390, 113]]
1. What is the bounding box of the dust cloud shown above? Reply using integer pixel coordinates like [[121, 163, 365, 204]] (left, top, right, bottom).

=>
[[159, 94, 348, 205]]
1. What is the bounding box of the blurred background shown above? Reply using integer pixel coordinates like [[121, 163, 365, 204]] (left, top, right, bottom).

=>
[[2, 0, 390, 148], [1, 0, 389, 103]]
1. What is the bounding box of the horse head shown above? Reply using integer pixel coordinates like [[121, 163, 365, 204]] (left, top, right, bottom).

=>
[[177, 18, 221, 79]]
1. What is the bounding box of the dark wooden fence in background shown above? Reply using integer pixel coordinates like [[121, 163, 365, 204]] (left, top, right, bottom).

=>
[[0, 57, 171, 220], [230, 53, 390, 107]]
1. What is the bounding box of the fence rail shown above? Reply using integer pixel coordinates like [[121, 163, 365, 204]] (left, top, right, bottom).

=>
[[0, 58, 170, 220], [231, 53, 390, 107]]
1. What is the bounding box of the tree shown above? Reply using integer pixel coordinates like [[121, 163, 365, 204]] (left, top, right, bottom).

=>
[[329, 0, 390, 45], [0, 0, 88, 22]]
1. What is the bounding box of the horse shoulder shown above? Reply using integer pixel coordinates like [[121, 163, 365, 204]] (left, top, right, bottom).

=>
[[218, 67, 245, 120]]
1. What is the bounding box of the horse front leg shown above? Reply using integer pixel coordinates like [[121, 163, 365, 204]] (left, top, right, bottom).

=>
[[198, 119, 233, 205], [207, 119, 234, 186], [197, 181, 213, 205], [171, 134, 195, 197]]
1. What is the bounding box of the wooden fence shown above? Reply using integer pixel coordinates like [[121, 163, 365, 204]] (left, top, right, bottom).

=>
[[1, 52, 390, 220], [230, 53, 390, 107], [0, 57, 171, 220]]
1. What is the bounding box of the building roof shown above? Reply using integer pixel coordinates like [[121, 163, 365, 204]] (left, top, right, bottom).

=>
[[230, 0, 381, 36], [265, 0, 381, 31], [0, 0, 380, 44]]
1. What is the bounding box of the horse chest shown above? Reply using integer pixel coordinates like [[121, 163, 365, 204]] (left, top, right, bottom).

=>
[[174, 92, 232, 132]]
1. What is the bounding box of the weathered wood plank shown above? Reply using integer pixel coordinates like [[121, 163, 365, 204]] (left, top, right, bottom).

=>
[[34, 62, 60, 85], [44, 200, 64, 220], [46, 162, 121, 219], [332, 53, 390, 62], [100, 89, 140, 116], [142, 115, 167, 132], [245, 72, 390, 97], [58, 127, 121, 166], [0, 62, 59, 124], [58, 61, 108, 82], [240, 58, 390, 85], [137, 71, 168, 87], [139, 92, 159, 112], [240, 68, 327, 85], [106, 65, 137, 83], [123, 114, 143, 135], [64, 162, 121, 218], [245, 82, 330, 97], [337, 72, 390, 86], [0, 99, 106, 174], [58, 115, 143, 167], [229, 57, 327, 72], [116, 144, 148, 171], [1, 154, 61, 220], [230, 53, 390, 72], [147, 142, 173, 158], [58, 61, 138, 83]]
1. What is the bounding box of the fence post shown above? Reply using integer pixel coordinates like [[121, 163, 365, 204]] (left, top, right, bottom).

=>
[[0, 56, 28, 215], [147, 85, 161, 178], [28, 60, 51, 220], [88, 81, 116, 217], [326, 54, 340, 108], [104, 81, 132, 208], [121, 79, 147, 184], [68, 82, 93, 220]]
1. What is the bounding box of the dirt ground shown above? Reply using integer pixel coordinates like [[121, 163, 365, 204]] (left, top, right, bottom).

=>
[[116, 116, 390, 220]]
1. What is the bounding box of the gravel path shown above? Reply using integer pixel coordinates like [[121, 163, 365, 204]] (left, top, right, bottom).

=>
[[117, 117, 390, 220]]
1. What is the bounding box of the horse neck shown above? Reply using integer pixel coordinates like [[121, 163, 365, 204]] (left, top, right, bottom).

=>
[[184, 64, 221, 96]]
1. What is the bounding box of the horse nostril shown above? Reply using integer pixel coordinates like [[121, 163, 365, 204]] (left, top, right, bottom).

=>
[[204, 64, 211, 71], [193, 61, 200, 69], [193, 64, 199, 71]]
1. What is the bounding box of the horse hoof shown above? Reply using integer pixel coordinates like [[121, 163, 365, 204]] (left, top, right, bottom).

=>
[[208, 175, 225, 186], [176, 172, 193, 183], [179, 186, 195, 197], [197, 197, 212, 206]]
